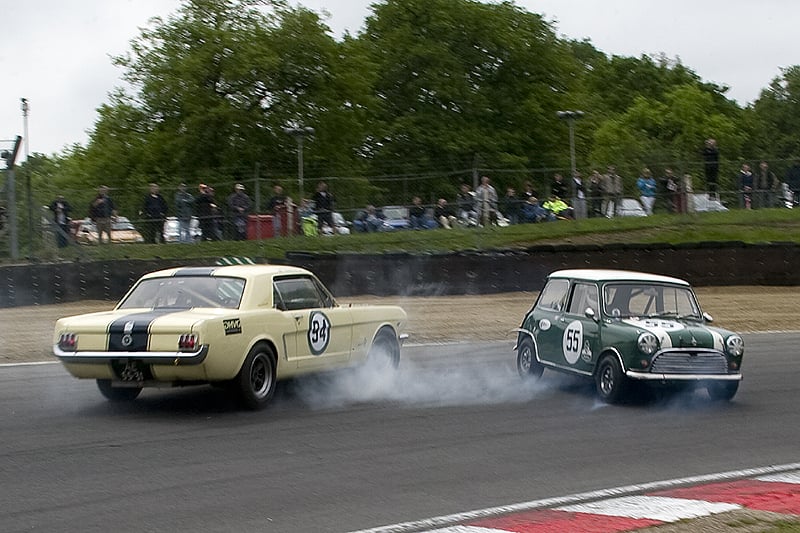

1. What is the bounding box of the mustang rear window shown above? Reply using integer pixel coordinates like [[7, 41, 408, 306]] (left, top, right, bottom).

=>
[[118, 276, 245, 310]]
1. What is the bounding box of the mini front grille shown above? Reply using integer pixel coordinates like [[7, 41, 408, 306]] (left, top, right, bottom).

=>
[[650, 350, 729, 375]]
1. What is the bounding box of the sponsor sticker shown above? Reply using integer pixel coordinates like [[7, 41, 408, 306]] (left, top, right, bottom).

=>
[[223, 318, 242, 335], [308, 311, 331, 355]]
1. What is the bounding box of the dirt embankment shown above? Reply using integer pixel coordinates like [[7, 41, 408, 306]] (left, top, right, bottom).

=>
[[3, 286, 799, 365]]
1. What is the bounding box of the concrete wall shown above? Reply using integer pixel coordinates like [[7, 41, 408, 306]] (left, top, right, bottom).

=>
[[0, 242, 797, 307]]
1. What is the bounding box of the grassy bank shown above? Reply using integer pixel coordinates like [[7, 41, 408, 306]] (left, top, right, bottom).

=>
[[35, 208, 800, 264]]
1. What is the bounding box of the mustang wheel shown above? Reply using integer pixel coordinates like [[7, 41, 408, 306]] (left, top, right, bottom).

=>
[[707, 381, 739, 401], [516, 338, 543, 379], [235, 343, 277, 410], [595, 355, 628, 404], [96, 379, 142, 402], [367, 329, 400, 371]]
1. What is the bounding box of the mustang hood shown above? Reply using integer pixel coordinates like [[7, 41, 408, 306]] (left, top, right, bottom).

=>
[[622, 318, 724, 351]]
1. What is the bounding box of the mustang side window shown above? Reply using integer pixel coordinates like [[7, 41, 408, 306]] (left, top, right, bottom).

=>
[[273, 277, 325, 310], [536, 279, 570, 312]]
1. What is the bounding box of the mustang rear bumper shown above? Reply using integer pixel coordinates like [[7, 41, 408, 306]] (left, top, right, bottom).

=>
[[53, 345, 209, 365], [626, 371, 742, 381]]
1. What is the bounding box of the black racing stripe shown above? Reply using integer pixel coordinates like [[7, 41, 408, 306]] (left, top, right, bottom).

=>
[[107, 309, 180, 352], [173, 267, 217, 277]]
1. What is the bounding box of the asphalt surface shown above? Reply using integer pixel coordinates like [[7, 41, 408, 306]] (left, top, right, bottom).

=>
[[1, 333, 798, 533]]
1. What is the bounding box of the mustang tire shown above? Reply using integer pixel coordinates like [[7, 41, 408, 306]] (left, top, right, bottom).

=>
[[234, 343, 277, 410], [595, 355, 628, 404], [367, 328, 400, 371], [516, 337, 543, 379], [707, 381, 739, 402], [96, 379, 142, 402]]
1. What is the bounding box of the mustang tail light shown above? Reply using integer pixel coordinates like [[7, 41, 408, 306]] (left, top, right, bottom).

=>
[[178, 334, 198, 352], [58, 333, 77, 352]]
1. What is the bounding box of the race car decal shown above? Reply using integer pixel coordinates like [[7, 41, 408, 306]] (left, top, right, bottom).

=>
[[223, 318, 242, 335], [107, 310, 177, 351], [308, 311, 331, 355], [562, 320, 583, 365]]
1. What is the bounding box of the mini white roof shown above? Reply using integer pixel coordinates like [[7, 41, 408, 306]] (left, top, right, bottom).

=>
[[549, 269, 690, 286]]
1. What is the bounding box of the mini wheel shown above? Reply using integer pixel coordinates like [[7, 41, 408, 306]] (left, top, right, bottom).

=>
[[96, 379, 142, 402], [234, 343, 277, 410], [516, 337, 543, 379], [595, 355, 628, 404]]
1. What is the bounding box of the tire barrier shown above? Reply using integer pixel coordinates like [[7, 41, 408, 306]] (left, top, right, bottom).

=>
[[0, 242, 797, 308]]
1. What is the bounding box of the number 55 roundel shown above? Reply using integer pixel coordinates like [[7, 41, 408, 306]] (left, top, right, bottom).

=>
[[562, 320, 583, 365]]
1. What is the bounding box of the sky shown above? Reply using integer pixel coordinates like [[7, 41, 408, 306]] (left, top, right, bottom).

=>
[[1, 0, 797, 159]]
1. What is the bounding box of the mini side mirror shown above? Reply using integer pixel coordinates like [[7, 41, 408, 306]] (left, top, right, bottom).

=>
[[584, 307, 598, 322], [703, 312, 714, 323]]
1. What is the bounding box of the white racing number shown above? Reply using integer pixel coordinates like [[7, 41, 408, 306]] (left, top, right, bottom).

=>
[[308, 311, 331, 355], [562, 320, 583, 365]]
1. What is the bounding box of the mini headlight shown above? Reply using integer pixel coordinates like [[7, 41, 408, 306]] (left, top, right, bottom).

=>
[[637, 332, 658, 355], [726, 335, 744, 357]]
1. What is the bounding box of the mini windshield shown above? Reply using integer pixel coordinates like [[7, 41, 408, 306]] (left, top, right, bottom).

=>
[[118, 276, 245, 310], [603, 283, 701, 320]]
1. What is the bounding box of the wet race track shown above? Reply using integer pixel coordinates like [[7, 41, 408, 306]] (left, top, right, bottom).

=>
[[1, 333, 798, 532]]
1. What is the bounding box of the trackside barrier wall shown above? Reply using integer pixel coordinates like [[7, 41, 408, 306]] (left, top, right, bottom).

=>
[[0, 242, 797, 308]]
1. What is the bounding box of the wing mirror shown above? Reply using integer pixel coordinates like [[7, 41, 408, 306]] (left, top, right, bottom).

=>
[[584, 307, 599, 322], [703, 312, 714, 323]]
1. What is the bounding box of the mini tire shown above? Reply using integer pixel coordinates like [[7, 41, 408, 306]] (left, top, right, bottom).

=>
[[517, 337, 543, 379], [96, 379, 142, 402], [707, 381, 739, 402], [595, 354, 628, 404], [234, 343, 277, 410]]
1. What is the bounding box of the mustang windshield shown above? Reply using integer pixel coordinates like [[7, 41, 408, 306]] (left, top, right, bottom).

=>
[[603, 283, 701, 319], [118, 276, 245, 310]]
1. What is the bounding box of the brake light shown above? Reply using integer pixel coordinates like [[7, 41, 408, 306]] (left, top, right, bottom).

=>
[[178, 334, 198, 352], [58, 333, 77, 352]]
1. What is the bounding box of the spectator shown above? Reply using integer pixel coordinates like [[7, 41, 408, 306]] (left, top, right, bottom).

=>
[[195, 184, 220, 241], [755, 161, 778, 209], [174, 183, 195, 243], [785, 160, 800, 206], [604, 166, 624, 217], [88, 185, 117, 244], [521, 196, 555, 223], [434, 198, 457, 229], [550, 173, 568, 201], [661, 168, 679, 213], [500, 187, 521, 225], [571, 172, 587, 219], [353, 205, 383, 233], [542, 195, 573, 220], [636, 168, 657, 215], [49, 194, 72, 248], [737, 163, 754, 210], [521, 181, 539, 203], [588, 170, 603, 217], [267, 184, 290, 236], [140, 182, 168, 244], [409, 196, 432, 229], [475, 175, 498, 226], [702, 138, 720, 200], [312, 181, 335, 234], [227, 183, 252, 240], [456, 183, 477, 226]]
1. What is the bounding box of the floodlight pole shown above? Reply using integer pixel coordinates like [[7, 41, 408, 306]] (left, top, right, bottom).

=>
[[557, 110, 584, 178], [22, 98, 32, 248], [283, 126, 314, 199], [3, 136, 23, 259]]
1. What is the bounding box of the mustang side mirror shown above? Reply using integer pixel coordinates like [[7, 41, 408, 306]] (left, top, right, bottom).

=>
[[584, 307, 599, 322], [703, 312, 714, 323]]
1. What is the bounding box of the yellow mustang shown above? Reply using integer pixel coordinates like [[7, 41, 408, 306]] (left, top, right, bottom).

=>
[[53, 265, 407, 409]]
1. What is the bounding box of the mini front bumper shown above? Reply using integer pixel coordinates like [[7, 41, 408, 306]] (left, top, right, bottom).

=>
[[53, 345, 209, 365], [626, 370, 742, 381]]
